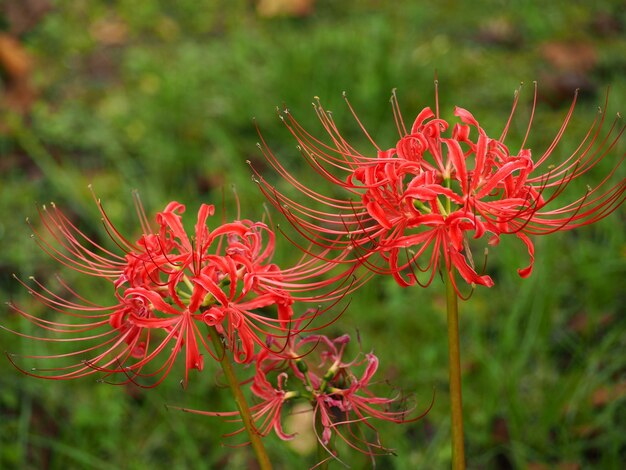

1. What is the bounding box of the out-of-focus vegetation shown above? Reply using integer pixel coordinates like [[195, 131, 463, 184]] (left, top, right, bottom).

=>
[[1, 1, 625, 468]]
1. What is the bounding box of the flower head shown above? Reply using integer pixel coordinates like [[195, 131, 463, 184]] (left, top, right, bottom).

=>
[[177, 329, 430, 463], [253, 84, 625, 294], [301, 335, 423, 459], [5, 192, 343, 386]]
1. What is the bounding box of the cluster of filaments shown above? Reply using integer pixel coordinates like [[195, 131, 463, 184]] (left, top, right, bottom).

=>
[[254, 86, 625, 294], [180, 330, 427, 461], [6, 195, 421, 458], [7, 199, 320, 387]]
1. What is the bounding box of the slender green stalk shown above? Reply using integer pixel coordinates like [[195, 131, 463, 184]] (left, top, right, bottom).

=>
[[316, 440, 330, 470], [207, 327, 273, 470], [445, 274, 466, 470]]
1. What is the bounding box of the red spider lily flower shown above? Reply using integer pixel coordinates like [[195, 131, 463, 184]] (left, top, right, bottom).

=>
[[310, 352, 427, 460], [5, 193, 346, 387], [252, 84, 625, 294], [297, 335, 429, 460], [176, 330, 430, 463]]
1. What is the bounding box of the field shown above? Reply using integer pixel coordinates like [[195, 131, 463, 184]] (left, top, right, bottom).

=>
[[1, 1, 625, 469]]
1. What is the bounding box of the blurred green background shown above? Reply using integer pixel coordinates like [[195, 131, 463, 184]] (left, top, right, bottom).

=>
[[1, 1, 625, 469]]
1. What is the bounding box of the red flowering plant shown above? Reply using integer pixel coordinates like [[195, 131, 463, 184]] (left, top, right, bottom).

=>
[[3, 193, 334, 468], [174, 325, 431, 465], [251, 83, 625, 468], [7, 196, 290, 386], [6, 188, 368, 383], [4, 189, 425, 468], [253, 84, 624, 294]]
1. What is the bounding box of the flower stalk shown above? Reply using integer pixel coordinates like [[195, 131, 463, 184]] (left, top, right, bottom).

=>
[[207, 326, 273, 470], [446, 271, 465, 470]]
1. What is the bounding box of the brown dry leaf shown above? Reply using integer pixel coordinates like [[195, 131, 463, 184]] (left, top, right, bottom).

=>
[[491, 416, 510, 444], [476, 16, 523, 48], [256, 0, 316, 18], [557, 463, 581, 470], [0, 34, 31, 78], [538, 41, 598, 105], [591, 11, 623, 37], [591, 381, 626, 408], [541, 41, 597, 73], [567, 312, 614, 334], [90, 16, 129, 46], [527, 463, 551, 470], [3, 0, 52, 35], [0, 33, 36, 113], [572, 423, 601, 438]]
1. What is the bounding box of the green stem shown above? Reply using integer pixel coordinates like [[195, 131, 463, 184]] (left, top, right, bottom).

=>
[[316, 441, 329, 470], [207, 327, 273, 470], [315, 413, 331, 470], [446, 273, 466, 470]]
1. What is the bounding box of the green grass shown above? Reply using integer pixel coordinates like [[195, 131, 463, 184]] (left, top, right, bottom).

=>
[[1, 1, 625, 469]]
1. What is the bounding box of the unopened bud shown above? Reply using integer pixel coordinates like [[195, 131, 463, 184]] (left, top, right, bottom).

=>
[[296, 359, 308, 373]]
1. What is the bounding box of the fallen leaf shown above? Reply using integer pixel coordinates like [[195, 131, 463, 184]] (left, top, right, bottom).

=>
[[476, 16, 523, 49], [541, 41, 597, 73], [0, 33, 31, 78], [590, 11, 623, 37], [256, 0, 316, 18], [3, 0, 51, 35], [557, 463, 580, 470], [491, 415, 510, 444], [89, 16, 129, 46], [0, 33, 36, 113], [591, 381, 626, 408]]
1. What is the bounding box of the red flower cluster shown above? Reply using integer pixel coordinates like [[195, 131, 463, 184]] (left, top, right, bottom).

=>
[[254, 85, 625, 294], [176, 329, 429, 462], [5, 192, 424, 466], [6, 195, 344, 386]]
